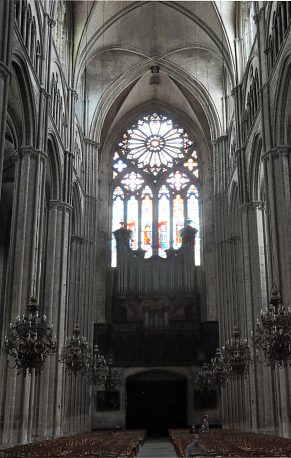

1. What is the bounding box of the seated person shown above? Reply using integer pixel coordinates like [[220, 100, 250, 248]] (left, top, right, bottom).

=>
[[185, 435, 206, 457]]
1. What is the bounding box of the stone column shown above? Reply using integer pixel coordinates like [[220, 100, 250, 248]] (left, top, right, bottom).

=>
[[263, 146, 291, 438], [253, 6, 272, 153], [63, 234, 87, 436], [0, 0, 13, 199], [83, 139, 101, 328], [36, 200, 71, 438], [0, 147, 47, 445], [239, 201, 277, 433]]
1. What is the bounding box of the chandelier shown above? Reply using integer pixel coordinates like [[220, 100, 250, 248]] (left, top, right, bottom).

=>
[[194, 363, 216, 391], [253, 287, 291, 367], [3, 296, 57, 375], [88, 345, 108, 385], [210, 348, 228, 386], [222, 326, 251, 377], [104, 358, 120, 391], [60, 324, 91, 375]]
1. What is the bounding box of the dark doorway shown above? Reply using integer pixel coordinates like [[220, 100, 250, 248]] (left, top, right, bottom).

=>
[[126, 371, 187, 436]]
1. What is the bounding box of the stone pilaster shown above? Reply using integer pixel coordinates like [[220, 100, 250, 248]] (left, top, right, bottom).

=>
[[63, 234, 89, 436], [213, 135, 229, 195], [0, 0, 13, 199], [254, 6, 273, 152], [83, 139, 104, 325], [263, 146, 291, 438], [231, 85, 243, 149], [36, 200, 71, 438], [0, 147, 47, 446], [239, 201, 276, 433]]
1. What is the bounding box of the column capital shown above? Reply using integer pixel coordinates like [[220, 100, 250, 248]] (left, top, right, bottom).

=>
[[14, 147, 47, 161], [83, 138, 100, 149], [239, 201, 265, 212], [45, 14, 56, 28], [258, 82, 269, 95], [40, 87, 51, 99], [71, 235, 85, 245], [219, 235, 241, 245], [0, 62, 11, 81], [68, 88, 78, 101], [253, 7, 264, 24], [212, 134, 228, 146], [234, 146, 245, 158], [47, 200, 72, 213], [231, 84, 241, 98], [65, 149, 74, 158], [262, 146, 291, 160]]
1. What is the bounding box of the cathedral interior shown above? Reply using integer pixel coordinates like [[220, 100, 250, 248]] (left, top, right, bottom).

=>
[[0, 0, 291, 451]]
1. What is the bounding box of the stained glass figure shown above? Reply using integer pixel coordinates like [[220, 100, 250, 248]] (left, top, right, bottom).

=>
[[127, 196, 138, 250], [158, 186, 170, 257], [141, 195, 152, 258], [173, 195, 184, 249], [112, 112, 201, 264]]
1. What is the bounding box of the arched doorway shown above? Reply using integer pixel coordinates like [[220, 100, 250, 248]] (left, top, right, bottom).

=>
[[126, 370, 187, 436]]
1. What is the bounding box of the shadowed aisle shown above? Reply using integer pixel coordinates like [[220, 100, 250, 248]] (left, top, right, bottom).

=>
[[137, 438, 177, 457]]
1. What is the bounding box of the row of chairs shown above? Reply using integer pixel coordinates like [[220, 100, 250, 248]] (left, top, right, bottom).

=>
[[169, 428, 291, 457], [0, 430, 146, 457]]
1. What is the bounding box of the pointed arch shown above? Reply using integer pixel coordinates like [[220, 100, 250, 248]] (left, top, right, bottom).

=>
[[47, 134, 62, 201], [71, 182, 83, 236], [248, 133, 263, 202], [9, 55, 37, 146]]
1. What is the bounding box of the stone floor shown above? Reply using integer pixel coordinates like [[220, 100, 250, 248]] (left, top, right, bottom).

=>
[[137, 437, 177, 457]]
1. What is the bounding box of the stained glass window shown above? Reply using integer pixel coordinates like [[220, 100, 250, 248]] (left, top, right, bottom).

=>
[[112, 113, 201, 265]]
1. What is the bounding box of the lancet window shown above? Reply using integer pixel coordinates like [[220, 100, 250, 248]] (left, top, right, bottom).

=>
[[111, 113, 201, 266]]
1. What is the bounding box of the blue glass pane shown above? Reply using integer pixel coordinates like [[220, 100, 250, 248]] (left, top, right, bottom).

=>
[[127, 196, 138, 250]]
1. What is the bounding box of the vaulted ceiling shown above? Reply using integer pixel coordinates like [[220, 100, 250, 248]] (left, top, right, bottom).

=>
[[70, 1, 238, 146]]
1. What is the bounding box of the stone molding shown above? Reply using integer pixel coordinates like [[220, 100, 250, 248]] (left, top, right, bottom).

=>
[[258, 82, 269, 95], [45, 14, 56, 28], [0, 62, 11, 80], [218, 235, 241, 245], [262, 146, 291, 161], [69, 88, 78, 101], [239, 201, 265, 212], [40, 87, 51, 99], [212, 134, 228, 146], [253, 7, 264, 24], [65, 149, 74, 158], [234, 146, 245, 158], [231, 84, 241, 98], [83, 138, 100, 148], [14, 146, 47, 161], [47, 200, 72, 213], [71, 235, 85, 245]]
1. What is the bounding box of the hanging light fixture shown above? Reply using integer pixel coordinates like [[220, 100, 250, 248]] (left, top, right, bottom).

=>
[[194, 363, 215, 391], [87, 344, 108, 385], [104, 358, 120, 391], [222, 326, 251, 377], [60, 324, 90, 375], [253, 287, 291, 367], [3, 296, 57, 375], [209, 348, 229, 386]]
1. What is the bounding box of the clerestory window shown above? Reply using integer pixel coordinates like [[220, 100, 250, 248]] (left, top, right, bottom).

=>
[[111, 113, 201, 266]]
